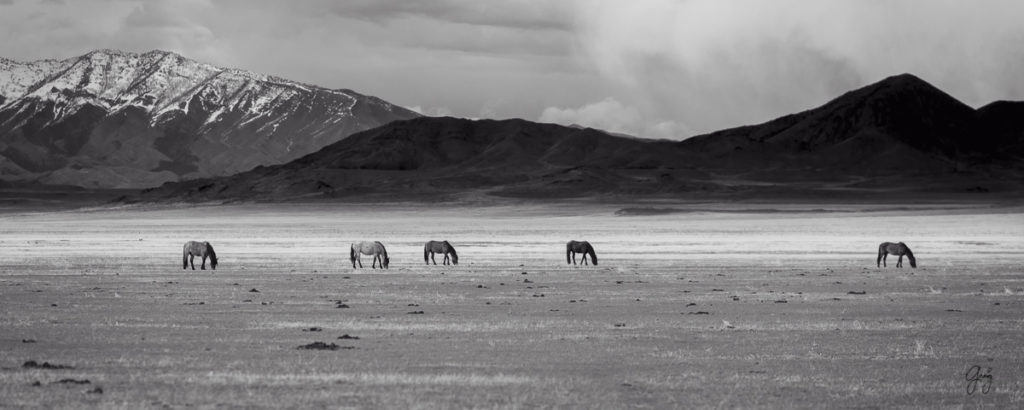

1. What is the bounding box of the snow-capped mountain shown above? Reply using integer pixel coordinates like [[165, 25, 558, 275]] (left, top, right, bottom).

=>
[[0, 49, 419, 188]]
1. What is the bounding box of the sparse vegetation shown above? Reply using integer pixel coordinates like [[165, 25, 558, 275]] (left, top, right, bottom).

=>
[[1, 203, 1022, 407]]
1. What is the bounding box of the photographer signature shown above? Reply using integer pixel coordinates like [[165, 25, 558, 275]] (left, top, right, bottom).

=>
[[965, 365, 993, 395]]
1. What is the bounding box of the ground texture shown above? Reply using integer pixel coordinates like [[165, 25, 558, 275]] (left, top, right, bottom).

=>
[[1, 202, 1022, 408]]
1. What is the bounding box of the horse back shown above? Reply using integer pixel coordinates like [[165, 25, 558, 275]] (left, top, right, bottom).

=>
[[567, 240, 590, 252], [183, 241, 204, 255]]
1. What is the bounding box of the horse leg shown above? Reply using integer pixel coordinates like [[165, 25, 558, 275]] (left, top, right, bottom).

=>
[[189, 254, 196, 270], [882, 253, 887, 267], [897, 255, 903, 268], [443, 253, 449, 265], [200, 255, 207, 270], [582, 253, 589, 265], [431, 252, 437, 265], [372, 255, 378, 269], [572, 252, 577, 266], [356, 254, 363, 269]]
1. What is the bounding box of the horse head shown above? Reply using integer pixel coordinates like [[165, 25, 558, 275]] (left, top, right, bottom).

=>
[[903, 244, 916, 268], [449, 246, 458, 265], [383, 256, 390, 269], [207, 243, 218, 270]]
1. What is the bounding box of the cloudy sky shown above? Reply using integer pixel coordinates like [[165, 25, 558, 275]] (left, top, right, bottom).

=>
[[2, 0, 1022, 139]]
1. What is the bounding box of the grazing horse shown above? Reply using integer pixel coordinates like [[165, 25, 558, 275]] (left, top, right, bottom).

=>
[[877, 242, 916, 268], [424, 240, 458, 265], [566, 240, 598, 266], [351, 241, 389, 269], [182, 241, 217, 270]]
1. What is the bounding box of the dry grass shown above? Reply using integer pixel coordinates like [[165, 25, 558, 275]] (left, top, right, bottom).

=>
[[1, 203, 1023, 408]]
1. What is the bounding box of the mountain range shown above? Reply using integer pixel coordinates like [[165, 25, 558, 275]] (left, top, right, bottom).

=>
[[1, 49, 1020, 201], [0, 49, 419, 188], [129, 73, 1023, 202]]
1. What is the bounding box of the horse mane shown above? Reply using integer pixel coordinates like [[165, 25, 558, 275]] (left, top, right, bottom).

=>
[[587, 244, 597, 265], [375, 241, 388, 258], [444, 241, 457, 257], [205, 242, 217, 264]]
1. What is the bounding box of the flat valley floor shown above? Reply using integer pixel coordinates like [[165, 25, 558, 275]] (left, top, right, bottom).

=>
[[1, 202, 1023, 408]]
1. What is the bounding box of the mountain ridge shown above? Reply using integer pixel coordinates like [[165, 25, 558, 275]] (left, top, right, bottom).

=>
[[127, 73, 1023, 202], [0, 49, 420, 188]]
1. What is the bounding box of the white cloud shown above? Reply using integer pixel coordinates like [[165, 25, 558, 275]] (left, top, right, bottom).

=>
[[539, 98, 689, 139], [406, 105, 453, 117], [2, 0, 1022, 138], [570, 0, 1024, 134]]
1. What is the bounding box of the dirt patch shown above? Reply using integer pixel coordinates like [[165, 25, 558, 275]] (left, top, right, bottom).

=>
[[54, 378, 90, 385], [23, 360, 74, 370], [296, 342, 353, 351]]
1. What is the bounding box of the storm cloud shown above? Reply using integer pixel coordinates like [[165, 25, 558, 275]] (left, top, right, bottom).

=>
[[1, 0, 1021, 138]]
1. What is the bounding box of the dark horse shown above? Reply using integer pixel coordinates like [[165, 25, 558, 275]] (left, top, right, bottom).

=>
[[182, 241, 217, 270], [351, 241, 389, 269], [566, 240, 598, 266], [424, 240, 458, 265], [877, 242, 916, 268]]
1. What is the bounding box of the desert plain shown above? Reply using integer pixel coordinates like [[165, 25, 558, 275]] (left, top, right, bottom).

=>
[[1, 200, 1023, 408]]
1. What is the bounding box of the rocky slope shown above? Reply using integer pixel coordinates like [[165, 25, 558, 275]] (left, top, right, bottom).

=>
[[0, 49, 419, 188]]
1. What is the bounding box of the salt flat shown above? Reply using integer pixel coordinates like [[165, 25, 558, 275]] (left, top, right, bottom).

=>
[[1, 202, 1022, 408]]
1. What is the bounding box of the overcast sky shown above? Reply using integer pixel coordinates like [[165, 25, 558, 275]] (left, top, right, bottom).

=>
[[2, 0, 1022, 139]]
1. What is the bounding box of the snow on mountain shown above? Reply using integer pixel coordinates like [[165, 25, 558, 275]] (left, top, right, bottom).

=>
[[0, 49, 420, 188]]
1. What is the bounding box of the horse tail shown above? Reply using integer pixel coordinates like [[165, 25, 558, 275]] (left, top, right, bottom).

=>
[[424, 242, 430, 263], [350, 244, 356, 263], [183, 242, 189, 269], [566, 242, 572, 264], [877, 243, 886, 266]]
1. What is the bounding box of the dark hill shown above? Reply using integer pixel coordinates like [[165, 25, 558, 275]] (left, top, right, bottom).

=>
[[976, 100, 1024, 157], [128, 74, 1024, 203], [677, 74, 1000, 176], [130, 117, 699, 201]]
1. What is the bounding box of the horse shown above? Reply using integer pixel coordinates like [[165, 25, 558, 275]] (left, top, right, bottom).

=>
[[182, 241, 217, 270], [424, 240, 458, 265], [566, 240, 598, 266], [877, 242, 916, 268], [351, 241, 389, 269]]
